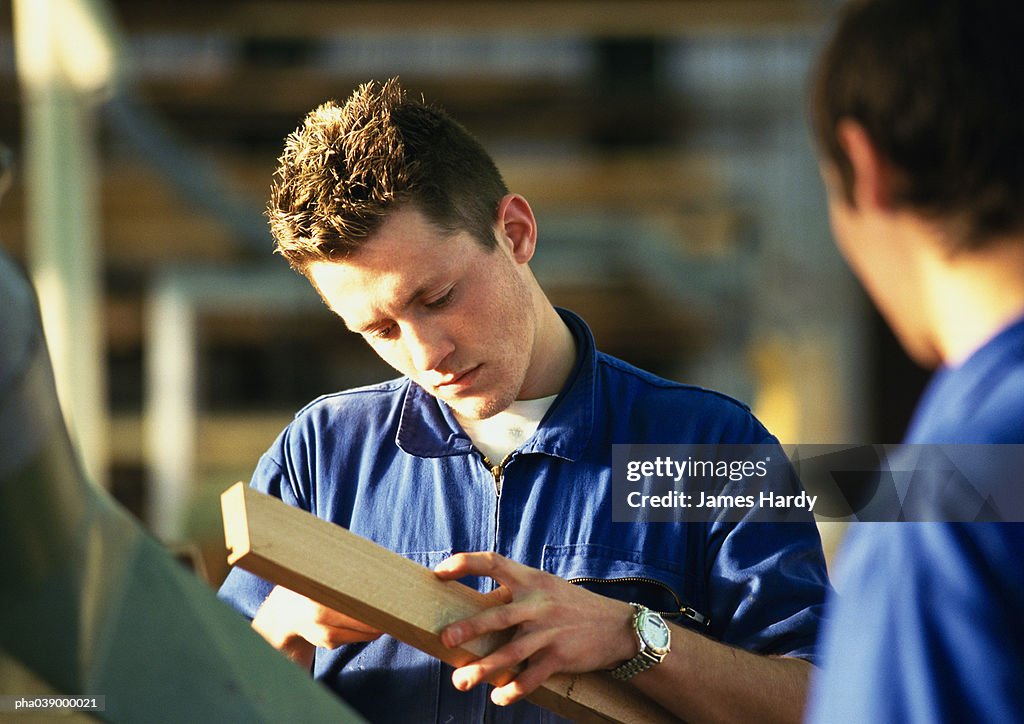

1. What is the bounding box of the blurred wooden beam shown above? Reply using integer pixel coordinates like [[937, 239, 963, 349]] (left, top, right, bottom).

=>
[[0, 152, 738, 267], [111, 1, 827, 37]]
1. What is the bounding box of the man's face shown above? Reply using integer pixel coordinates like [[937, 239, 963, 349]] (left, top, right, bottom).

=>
[[823, 163, 940, 367], [308, 205, 539, 420]]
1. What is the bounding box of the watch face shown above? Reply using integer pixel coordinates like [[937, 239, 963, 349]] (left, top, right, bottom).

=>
[[639, 610, 671, 652]]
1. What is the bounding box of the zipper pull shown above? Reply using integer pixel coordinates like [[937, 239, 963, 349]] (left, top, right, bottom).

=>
[[681, 606, 710, 627], [490, 463, 503, 497]]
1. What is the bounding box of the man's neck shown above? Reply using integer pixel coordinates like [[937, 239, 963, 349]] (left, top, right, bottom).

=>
[[517, 291, 577, 400], [924, 236, 1024, 366]]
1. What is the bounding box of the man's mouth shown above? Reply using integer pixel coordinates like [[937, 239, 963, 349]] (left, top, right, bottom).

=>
[[434, 365, 481, 393]]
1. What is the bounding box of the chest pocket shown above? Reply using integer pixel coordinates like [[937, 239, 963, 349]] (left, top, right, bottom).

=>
[[541, 543, 710, 629]]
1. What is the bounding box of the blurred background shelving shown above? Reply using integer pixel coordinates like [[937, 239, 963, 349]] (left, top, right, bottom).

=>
[[0, 0, 930, 582]]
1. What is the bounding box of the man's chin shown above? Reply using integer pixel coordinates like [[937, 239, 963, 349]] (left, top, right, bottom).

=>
[[446, 394, 513, 421]]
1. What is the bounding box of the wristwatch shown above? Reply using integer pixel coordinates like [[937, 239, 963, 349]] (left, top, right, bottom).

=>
[[610, 603, 672, 681]]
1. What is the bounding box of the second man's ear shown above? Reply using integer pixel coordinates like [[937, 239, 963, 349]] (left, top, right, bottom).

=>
[[836, 120, 896, 212]]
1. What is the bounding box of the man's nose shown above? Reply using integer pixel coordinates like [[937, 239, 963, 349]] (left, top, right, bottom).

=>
[[405, 322, 455, 372]]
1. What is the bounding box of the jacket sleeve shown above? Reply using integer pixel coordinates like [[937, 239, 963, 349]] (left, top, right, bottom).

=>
[[704, 441, 832, 664], [216, 428, 308, 620]]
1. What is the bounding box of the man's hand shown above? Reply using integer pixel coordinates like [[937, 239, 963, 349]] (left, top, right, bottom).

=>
[[252, 585, 383, 668], [434, 552, 637, 706]]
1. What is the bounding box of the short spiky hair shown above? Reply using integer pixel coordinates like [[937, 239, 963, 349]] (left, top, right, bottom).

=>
[[268, 78, 508, 271]]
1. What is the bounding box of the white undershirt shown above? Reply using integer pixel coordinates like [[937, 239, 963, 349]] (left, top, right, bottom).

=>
[[454, 394, 558, 465]]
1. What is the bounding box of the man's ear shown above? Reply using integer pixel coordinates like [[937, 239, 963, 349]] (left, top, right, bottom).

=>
[[836, 119, 895, 211], [496, 194, 537, 263]]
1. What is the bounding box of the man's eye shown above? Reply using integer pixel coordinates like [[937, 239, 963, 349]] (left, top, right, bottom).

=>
[[425, 287, 455, 309], [370, 324, 397, 340]]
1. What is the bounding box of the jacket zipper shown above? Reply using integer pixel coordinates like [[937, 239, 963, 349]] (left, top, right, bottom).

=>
[[490, 461, 504, 498], [486, 456, 509, 569], [567, 575, 711, 627]]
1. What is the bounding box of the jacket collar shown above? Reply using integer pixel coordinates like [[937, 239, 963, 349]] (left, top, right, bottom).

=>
[[906, 312, 1024, 442], [396, 308, 595, 461]]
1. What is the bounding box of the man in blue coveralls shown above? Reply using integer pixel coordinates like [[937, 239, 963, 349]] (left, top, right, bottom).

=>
[[807, 1, 1024, 721], [218, 78, 830, 722]]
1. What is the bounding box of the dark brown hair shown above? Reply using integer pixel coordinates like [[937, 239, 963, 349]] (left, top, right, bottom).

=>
[[810, 0, 1024, 250], [268, 78, 508, 271]]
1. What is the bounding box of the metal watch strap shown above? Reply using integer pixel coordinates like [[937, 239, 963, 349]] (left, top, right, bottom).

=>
[[610, 649, 660, 680], [609, 604, 667, 682]]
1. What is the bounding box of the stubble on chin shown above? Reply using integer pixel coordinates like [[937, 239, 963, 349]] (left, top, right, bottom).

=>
[[449, 396, 507, 421], [445, 384, 520, 421]]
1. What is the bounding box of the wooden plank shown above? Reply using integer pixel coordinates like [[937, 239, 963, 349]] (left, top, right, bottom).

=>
[[221, 482, 679, 724]]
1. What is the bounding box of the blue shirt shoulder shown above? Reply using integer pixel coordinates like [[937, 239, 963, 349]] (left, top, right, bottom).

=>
[[810, 315, 1024, 723]]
